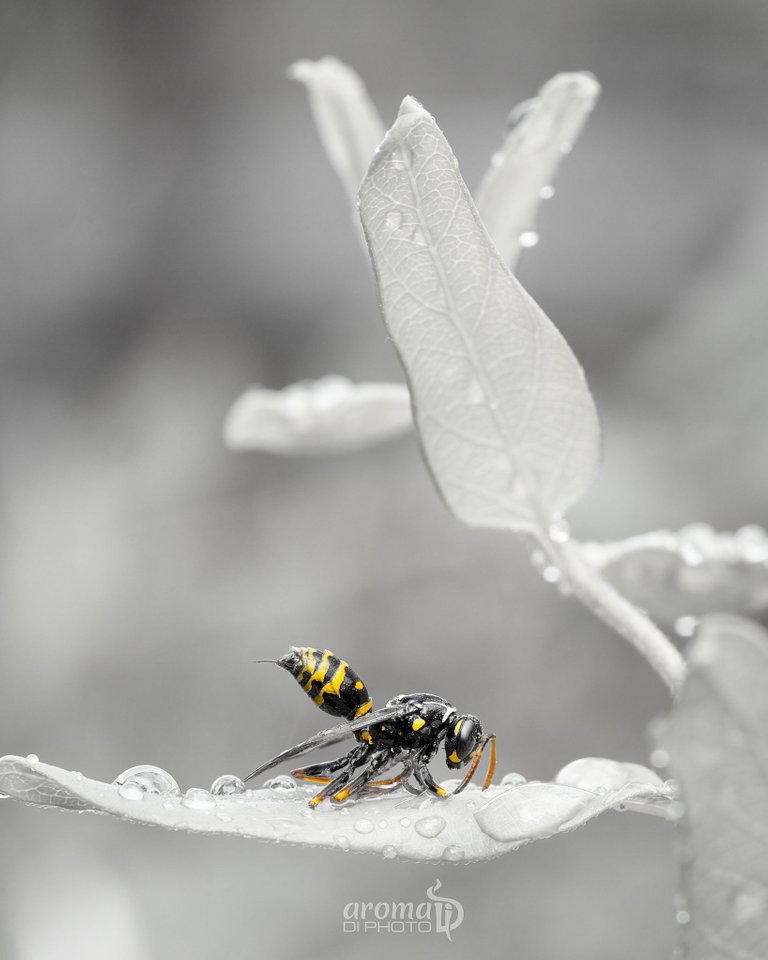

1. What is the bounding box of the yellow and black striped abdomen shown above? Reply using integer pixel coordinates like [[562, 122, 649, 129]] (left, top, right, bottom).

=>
[[274, 647, 372, 721]]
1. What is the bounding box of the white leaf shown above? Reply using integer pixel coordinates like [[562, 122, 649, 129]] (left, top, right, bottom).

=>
[[358, 98, 600, 533], [224, 376, 412, 453], [655, 615, 768, 958], [0, 756, 677, 863], [582, 524, 768, 622], [289, 57, 386, 201], [475, 72, 601, 270]]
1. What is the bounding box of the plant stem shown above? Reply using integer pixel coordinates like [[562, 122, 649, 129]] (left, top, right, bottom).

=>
[[547, 537, 686, 696]]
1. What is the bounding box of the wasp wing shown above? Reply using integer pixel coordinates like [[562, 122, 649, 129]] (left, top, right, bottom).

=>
[[243, 704, 406, 782]]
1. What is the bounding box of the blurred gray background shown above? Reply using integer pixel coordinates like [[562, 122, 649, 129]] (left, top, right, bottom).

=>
[[1, 1, 767, 958]]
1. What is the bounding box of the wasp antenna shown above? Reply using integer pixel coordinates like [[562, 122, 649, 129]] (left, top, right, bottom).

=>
[[251, 659, 279, 665]]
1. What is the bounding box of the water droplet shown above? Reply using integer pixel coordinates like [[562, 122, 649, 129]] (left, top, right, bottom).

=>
[[674, 616, 699, 638], [162, 799, 174, 809], [501, 772, 527, 787], [215, 811, 233, 823], [210, 775, 246, 797], [382, 845, 397, 859], [378, 820, 388, 829], [519, 231, 540, 248], [675, 910, 691, 926], [539, 184, 556, 200], [650, 749, 670, 769], [548, 517, 571, 543], [117, 782, 144, 801], [594, 785, 608, 797], [74, 771, 84, 781], [542, 565, 561, 584], [410, 227, 427, 247], [264, 775, 297, 793], [442, 845, 464, 861], [667, 801, 686, 822], [334, 835, 350, 850], [399, 817, 411, 827], [354, 819, 374, 834], [385, 210, 403, 231], [112, 765, 181, 796], [560, 141, 573, 154], [25, 754, 38, 765], [415, 815, 447, 838], [181, 787, 216, 810]]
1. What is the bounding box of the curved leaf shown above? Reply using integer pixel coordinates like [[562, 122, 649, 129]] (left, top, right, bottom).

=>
[[224, 376, 412, 453], [582, 525, 768, 623], [358, 98, 600, 533], [476, 72, 601, 270], [656, 615, 768, 959], [289, 57, 385, 202], [0, 756, 676, 863]]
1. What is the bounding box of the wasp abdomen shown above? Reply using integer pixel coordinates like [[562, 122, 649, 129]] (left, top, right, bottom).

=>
[[275, 647, 372, 721]]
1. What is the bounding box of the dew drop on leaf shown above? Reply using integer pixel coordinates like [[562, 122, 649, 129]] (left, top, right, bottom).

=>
[[264, 775, 297, 793], [501, 772, 527, 787], [415, 815, 447, 838], [518, 230, 540, 248], [181, 788, 216, 810], [25, 754, 38, 765], [210, 775, 246, 797], [354, 819, 374, 834], [442, 845, 464, 861], [113, 765, 181, 796], [334, 835, 351, 850], [382, 845, 397, 859]]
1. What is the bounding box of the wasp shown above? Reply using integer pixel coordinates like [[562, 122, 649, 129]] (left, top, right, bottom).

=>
[[244, 647, 496, 807]]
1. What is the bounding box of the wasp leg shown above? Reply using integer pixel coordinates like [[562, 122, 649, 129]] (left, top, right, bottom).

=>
[[307, 746, 375, 808], [453, 735, 496, 794], [329, 750, 398, 805], [413, 763, 450, 798], [415, 735, 497, 799], [291, 743, 368, 784]]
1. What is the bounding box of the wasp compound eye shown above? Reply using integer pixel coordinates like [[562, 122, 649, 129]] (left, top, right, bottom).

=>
[[444, 714, 483, 768]]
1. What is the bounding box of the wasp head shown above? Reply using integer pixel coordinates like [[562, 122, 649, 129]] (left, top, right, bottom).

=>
[[444, 714, 483, 769]]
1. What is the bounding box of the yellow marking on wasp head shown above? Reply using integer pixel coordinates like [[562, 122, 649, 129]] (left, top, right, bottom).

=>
[[354, 680, 364, 690], [314, 659, 348, 707], [453, 718, 464, 737], [412, 717, 426, 731], [448, 750, 460, 764], [354, 699, 373, 718], [303, 649, 330, 693], [361, 731, 373, 744]]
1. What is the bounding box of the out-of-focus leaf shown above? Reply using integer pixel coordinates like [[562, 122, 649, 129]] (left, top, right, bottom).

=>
[[0, 756, 676, 863], [224, 376, 412, 453], [358, 98, 600, 533], [475, 72, 601, 271], [581, 525, 768, 623], [289, 57, 385, 202], [656, 615, 768, 959]]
